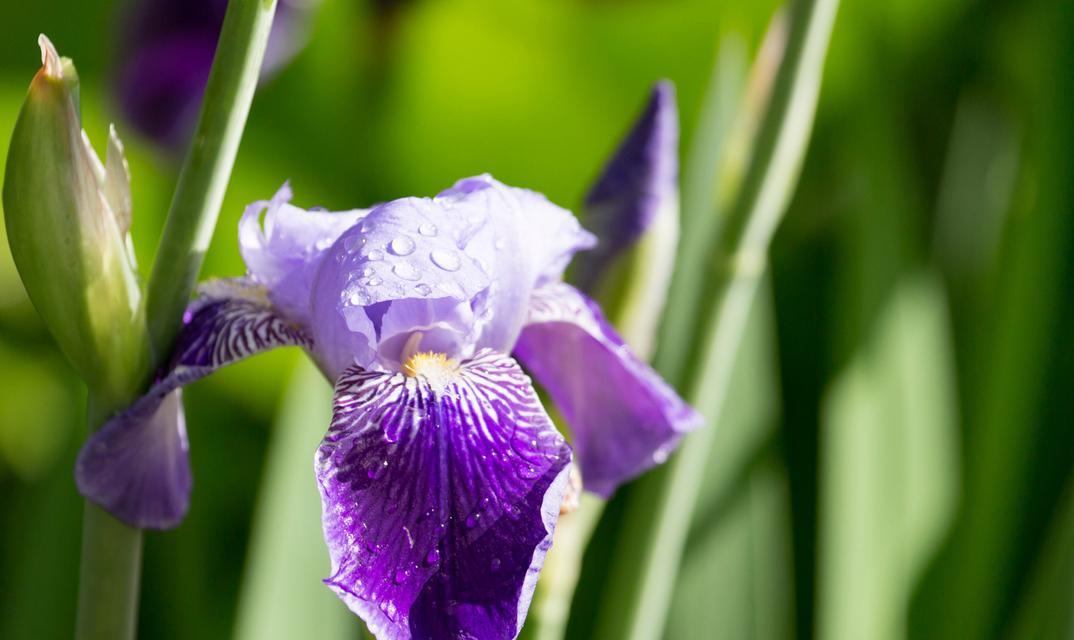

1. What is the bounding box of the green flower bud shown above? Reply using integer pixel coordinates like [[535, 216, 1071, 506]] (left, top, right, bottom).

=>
[[3, 36, 146, 399]]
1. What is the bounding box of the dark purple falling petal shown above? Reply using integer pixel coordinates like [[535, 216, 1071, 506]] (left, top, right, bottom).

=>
[[513, 282, 702, 497], [317, 350, 572, 640], [572, 81, 679, 294], [76, 278, 312, 529]]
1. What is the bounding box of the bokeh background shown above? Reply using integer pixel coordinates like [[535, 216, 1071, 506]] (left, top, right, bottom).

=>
[[1, 0, 1072, 638]]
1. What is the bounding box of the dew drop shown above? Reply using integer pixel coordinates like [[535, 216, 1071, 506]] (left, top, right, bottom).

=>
[[490, 558, 501, 571], [392, 262, 420, 281], [388, 235, 416, 256], [414, 283, 432, 296], [343, 235, 364, 254], [517, 464, 540, 479], [418, 222, 437, 237], [366, 249, 384, 261], [361, 265, 375, 277], [425, 548, 441, 565], [430, 249, 461, 272], [393, 568, 410, 584], [465, 514, 479, 529], [366, 276, 383, 287], [652, 444, 672, 464]]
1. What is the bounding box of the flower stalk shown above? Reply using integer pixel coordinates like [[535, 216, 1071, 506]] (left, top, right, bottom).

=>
[[75, 0, 277, 638], [145, 0, 278, 367]]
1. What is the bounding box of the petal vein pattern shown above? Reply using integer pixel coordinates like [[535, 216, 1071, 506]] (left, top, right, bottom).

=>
[[317, 349, 572, 640], [76, 278, 312, 529]]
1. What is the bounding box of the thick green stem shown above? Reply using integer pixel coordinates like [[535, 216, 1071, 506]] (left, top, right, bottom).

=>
[[75, 1, 277, 639]]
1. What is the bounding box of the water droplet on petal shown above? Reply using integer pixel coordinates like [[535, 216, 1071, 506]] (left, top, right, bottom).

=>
[[388, 235, 416, 256], [430, 249, 461, 272], [490, 558, 501, 571], [394, 568, 410, 584], [392, 262, 420, 281], [414, 283, 432, 296], [361, 265, 375, 277], [418, 222, 437, 237], [465, 514, 479, 528], [347, 235, 366, 252], [517, 464, 540, 479], [425, 548, 441, 565], [652, 444, 674, 464], [366, 249, 384, 261], [366, 276, 382, 287]]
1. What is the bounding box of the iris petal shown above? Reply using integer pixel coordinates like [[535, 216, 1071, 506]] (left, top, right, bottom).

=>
[[317, 349, 572, 640], [239, 182, 368, 324], [311, 195, 493, 375], [513, 282, 702, 497], [76, 278, 311, 529], [436, 175, 597, 353]]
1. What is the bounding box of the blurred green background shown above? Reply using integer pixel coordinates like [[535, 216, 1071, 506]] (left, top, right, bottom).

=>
[[1, 0, 1072, 638]]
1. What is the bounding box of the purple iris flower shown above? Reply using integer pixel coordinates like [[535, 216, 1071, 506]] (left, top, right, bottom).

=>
[[76, 91, 698, 638]]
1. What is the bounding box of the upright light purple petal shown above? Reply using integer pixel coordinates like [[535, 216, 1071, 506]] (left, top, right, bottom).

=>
[[76, 278, 311, 529], [436, 175, 597, 352], [317, 350, 572, 639], [310, 195, 493, 377], [240, 183, 369, 325], [572, 81, 679, 293], [513, 282, 702, 497]]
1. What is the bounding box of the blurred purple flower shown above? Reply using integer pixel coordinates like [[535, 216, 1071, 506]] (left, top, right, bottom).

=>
[[114, 0, 315, 148], [76, 173, 700, 638]]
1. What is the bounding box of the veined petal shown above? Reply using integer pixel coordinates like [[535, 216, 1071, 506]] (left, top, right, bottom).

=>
[[317, 350, 572, 640], [513, 282, 702, 497], [240, 183, 368, 325], [573, 81, 679, 293], [76, 278, 311, 529]]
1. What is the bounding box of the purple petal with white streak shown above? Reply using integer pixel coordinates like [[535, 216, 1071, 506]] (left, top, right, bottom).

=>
[[513, 282, 702, 497], [76, 278, 311, 529], [317, 350, 572, 639]]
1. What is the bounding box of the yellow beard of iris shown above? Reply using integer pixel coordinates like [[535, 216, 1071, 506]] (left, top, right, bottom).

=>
[[400, 332, 459, 392]]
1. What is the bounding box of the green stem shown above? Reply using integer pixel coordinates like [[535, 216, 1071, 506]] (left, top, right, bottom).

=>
[[585, 1, 839, 638], [145, 0, 278, 363], [75, 2, 277, 639]]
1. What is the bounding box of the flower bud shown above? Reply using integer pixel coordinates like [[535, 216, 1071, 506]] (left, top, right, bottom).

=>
[[574, 81, 680, 359], [3, 36, 146, 398]]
